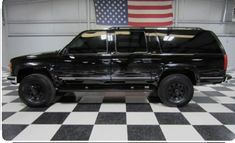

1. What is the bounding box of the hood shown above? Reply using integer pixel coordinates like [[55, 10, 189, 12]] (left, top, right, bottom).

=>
[[10, 50, 59, 63]]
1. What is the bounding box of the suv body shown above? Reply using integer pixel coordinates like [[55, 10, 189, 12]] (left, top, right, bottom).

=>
[[8, 27, 229, 107]]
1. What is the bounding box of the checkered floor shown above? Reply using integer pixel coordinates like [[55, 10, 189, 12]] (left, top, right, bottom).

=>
[[2, 70, 235, 141]]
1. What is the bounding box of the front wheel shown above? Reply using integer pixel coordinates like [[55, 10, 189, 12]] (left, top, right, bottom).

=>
[[158, 74, 194, 107], [19, 74, 56, 107]]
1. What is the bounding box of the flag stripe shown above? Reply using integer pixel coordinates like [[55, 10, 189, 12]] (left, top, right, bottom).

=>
[[128, 13, 173, 18], [128, 1, 172, 6], [128, 9, 173, 14], [129, 17, 172, 23], [129, 21, 173, 27], [128, 5, 172, 10]]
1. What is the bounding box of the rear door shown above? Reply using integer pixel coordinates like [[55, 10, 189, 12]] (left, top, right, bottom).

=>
[[110, 30, 153, 83]]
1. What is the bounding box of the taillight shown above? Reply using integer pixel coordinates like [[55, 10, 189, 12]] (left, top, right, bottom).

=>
[[224, 54, 228, 71]]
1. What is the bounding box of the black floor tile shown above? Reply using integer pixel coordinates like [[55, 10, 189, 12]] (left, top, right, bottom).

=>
[[193, 96, 217, 103], [128, 125, 165, 140], [178, 103, 206, 112], [211, 86, 233, 91], [2, 112, 15, 121], [194, 125, 235, 140], [73, 103, 101, 112], [223, 104, 235, 112], [211, 113, 235, 124], [2, 124, 27, 140], [52, 125, 93, 140], [155, 113, 190, 124], [126, 103, 152, 112], [2, 86, 18, 90], [95, 112, 126, 124], [32, 112, 69, 124], [5, 90, 18, 96], [11, 98, 22, 103], [2, 82, 11, 86], [202, 91, 226, 97]]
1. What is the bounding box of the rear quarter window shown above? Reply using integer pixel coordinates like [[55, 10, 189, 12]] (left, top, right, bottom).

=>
[[158, 30, 222, 54]]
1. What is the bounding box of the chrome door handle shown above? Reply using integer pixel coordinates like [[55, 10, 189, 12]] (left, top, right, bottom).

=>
[[82, 61, 89, 64], [192, 59, 203, 62]]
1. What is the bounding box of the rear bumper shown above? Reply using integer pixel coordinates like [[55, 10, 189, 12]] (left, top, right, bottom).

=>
[[7, 76, 17, 84]]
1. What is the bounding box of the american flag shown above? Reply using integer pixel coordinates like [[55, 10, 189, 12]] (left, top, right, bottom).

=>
[[94, 0, 173, 27]]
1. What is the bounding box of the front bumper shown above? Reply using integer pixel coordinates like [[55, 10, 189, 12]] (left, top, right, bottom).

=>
[[224, 74, 232, 82], [7, 76, 17, 84]]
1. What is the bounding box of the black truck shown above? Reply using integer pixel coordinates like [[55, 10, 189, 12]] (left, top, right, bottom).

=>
[[8, 27, 230, 107]]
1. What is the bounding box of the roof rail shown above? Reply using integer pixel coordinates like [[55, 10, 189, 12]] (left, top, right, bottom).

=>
[[109, 27, 203, 30]]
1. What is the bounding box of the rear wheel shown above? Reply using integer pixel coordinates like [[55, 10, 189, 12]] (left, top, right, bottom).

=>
[[19, 74, 55, 107], [158, 74, 193, 107]]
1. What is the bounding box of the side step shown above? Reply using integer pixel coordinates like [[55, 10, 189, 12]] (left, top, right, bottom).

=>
[[58, 84, 155, 92]]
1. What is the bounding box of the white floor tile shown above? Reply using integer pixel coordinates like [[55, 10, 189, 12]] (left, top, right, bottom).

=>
[[2, 90, 14, 96], [160, 125, 204, 141], [193, 91, 207, 97], [2, 96, 19, 103], [63, 112, 98, 125], [225, 125, 235, 134], [89, 125, 127, 141], [194, 86, 216, 91], [198, 103, 233, 113], [3, 112, 43, 124], [150, 103, 180, 112], [14, 125, 61, 140], [2, 103, 26, 112], [182, 112, 222, 125], [99, 103, 126, 112], [127, 112, 158, 125], [45, 103, 77, 112], [219, 91, 235, 97], [210, 96, 235, 104]]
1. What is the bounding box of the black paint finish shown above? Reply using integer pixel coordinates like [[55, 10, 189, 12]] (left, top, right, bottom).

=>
[[9, 27, 227, 91]]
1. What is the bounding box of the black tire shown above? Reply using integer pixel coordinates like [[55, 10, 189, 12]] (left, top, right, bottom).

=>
[[19, 74, 55, 107], [158, 74, 193, 107]]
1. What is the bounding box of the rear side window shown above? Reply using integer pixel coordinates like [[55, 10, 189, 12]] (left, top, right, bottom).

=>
[[115, 31, 146, 53], [68, 31, 107, 54], [158, 30, 221, 53], [146, 32, 161, 53]]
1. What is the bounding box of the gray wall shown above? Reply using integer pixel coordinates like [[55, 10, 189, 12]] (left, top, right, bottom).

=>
[[2, 0, 235, 70]]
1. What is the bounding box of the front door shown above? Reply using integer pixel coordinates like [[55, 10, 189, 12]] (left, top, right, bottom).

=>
[[55, 30, 111, 83]]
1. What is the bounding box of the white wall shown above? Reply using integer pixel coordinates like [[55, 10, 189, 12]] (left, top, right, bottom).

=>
[[2, 0, 235, 70]]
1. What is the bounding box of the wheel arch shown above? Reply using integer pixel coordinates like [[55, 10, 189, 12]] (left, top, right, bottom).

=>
[[17, 67, 55, 84], [159, 67, 199, 85]]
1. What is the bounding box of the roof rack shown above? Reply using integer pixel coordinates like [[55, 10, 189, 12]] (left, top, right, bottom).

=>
[[109, 27, 203, 30]]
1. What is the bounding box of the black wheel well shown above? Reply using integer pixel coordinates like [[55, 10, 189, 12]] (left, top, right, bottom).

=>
[[160, 70, 197, 85], [17, 68, 53, 83]]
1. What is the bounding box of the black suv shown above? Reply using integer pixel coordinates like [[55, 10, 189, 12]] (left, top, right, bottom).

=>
[[8, 27, 229, 107]]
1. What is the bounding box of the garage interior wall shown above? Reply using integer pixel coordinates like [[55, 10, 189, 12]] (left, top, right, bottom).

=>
[[2, 0, 235, 70]]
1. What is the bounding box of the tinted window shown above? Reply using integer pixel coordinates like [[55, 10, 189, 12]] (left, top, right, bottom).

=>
[[116, 31, 146, 53], [158, 30, 221, 53], [68, 31, 107, 53], [146, 32, 161, 53]]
